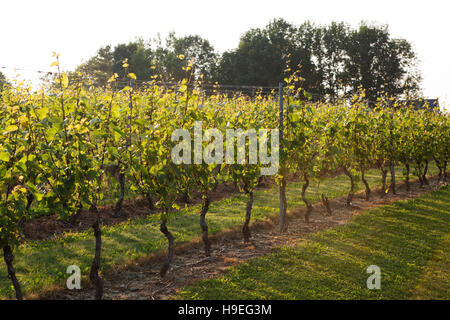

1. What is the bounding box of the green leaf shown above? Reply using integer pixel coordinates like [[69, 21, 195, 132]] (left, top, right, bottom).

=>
[[0, 152, 9, 162]]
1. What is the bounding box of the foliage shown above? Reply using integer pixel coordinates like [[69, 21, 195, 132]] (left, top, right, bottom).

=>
[[0, 61, 447, 298]]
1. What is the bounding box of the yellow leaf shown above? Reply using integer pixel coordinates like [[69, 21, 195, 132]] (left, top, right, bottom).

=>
[[128, 73, 136, 80], [50, 61, 59, 67], [19, 115, 28, 125], [108, 74, 118, 83], [5, 124, 19, 132], [61, 73, 69, 88]]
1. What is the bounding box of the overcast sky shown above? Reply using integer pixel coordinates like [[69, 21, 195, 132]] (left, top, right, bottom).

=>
[[1, 0, 449, 109]]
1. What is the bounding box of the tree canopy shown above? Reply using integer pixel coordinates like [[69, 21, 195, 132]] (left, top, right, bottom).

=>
[[72, 19, 421, 101]]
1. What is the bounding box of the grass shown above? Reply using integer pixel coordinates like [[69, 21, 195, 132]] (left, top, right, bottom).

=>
[[412, 234, 450, 299], [0, 165, 440, 298], [177, 185, 450, 300]]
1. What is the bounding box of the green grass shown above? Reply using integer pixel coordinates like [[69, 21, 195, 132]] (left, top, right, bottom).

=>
[[178, 185, 450, 300], [0, 166, 439, 298], [412, 234, 450, 299]]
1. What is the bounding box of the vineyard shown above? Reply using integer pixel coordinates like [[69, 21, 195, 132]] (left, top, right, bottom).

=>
[[0, 58, 449, 300]]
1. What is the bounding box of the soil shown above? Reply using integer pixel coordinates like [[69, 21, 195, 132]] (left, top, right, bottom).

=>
[[35, 176, 445, 300]]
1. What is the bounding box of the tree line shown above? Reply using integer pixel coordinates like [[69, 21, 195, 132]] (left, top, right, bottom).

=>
[[68, 19, 421, 103]]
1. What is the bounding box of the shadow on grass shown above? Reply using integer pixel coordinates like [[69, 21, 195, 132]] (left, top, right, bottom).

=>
[[178, 185, 450, 300]]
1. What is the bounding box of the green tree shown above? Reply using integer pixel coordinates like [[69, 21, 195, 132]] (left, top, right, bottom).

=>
[[215, 19, 314, 87], [76, 45, 114, 86], [215, 19, 324, 95], [112, 41, 153, 81], [344, 23, 421, 104], [315, 22, 351, 100], [166, 33, 218, 82]]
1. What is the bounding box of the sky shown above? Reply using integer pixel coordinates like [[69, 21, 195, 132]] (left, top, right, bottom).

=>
[[1, 0, 449, 109]]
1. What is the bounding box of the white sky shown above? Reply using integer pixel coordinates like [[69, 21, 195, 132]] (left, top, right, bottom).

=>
[[1, 0, 449, 109]]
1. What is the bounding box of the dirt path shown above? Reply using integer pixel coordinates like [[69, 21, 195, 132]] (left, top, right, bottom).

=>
[[39, 177, 444, 300]]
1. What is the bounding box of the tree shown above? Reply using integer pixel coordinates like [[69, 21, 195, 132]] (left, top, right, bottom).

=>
[[112, 41, 153, 81], [76, 45, 114, 87], [315, 22, 351, 100], [215, 19, 318, 88], [165, 33, 218, 82], [344, 23, 421, 104]]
